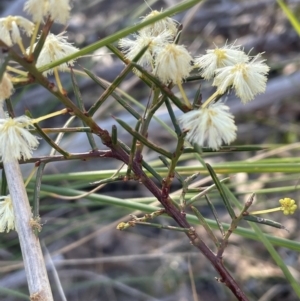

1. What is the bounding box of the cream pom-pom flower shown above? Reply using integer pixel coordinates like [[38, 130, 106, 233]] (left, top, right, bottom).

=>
[[213, 54, 270, 103], [0, 73, 14, 104], [195, 43, 249, 80], [139, 10, 178, 37], [154, 43, 193, 107], [24, 0, 49, 23], [178, 102, 237, 150], [24, 0, 71, 24], [154, 43, 193, 84], [0, 15, 34, 47], [31, 32, 78, 76], [0, 115, 39, 162], [119, 30, 172, 69], [48, 0, 71, 25], [0, 195, 15, 233]]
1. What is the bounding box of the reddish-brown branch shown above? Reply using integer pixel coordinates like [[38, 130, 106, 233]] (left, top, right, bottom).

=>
[[0, 19, 248, 301], [109, 143, 249, 301], [4, 45, 249, 300]]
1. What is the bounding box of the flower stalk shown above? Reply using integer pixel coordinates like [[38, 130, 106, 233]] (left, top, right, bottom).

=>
[[32, 108, 68, 123]]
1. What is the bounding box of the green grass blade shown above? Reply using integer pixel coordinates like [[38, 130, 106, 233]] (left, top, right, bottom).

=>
[[277, 0, 300, 35], [206, 163, 236, 219], [35, 184, 300, 252]]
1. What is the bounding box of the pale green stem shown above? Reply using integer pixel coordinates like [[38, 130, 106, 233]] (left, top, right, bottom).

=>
[[24, 166, 38, 187], [177, 81, 191, 108], [6, 66, 28, 77], [17, 40, 26, 55], [29, 22, 40, 55], [201, 90, 221, 109], [33, 108, 68, 124], [11, 78, 30, 83], [250, 207, 281, 215], [54, 67, 64, 94]]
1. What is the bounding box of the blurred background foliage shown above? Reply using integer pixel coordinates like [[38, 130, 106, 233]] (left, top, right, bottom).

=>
[[1, 0, 300, 300]]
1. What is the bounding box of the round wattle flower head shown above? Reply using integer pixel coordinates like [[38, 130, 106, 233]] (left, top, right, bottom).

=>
[[24, 0, 71, 24], [24, 0, 49, 23], [0, 115, 39, 162], [119, 30, 172, 69], [154, 43, 193, 84], [139, 10, 178, 37], [177, 102, 237, 150], [213, 54, 270, 103], [0, 195, 15, 233], [48, 0, 71, 24], [195, 43, 249, 80], [0, 73, 14, 104], [32, 32, 78, 76], [0, 15, 34, 46], [279, 198, 297, 215]]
